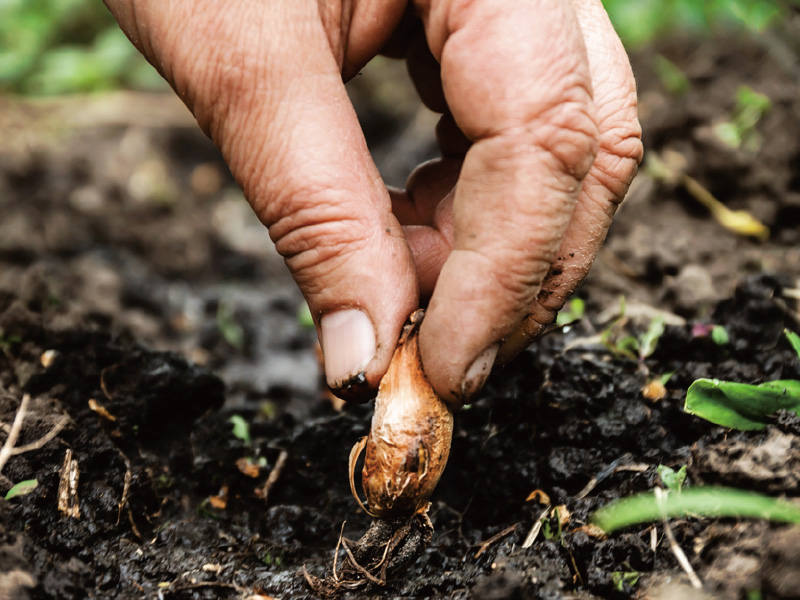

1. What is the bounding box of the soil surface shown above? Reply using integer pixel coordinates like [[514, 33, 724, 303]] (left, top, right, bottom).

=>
[[2, 29, 800, 600]]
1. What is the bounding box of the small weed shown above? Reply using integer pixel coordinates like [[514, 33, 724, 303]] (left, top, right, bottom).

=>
[[600, 298, 665, 366], [657, 465, 687, 492], [216, 301, 245, 351], [0, 333, 22, 351], [196, 499, 221, 521], [228, 415, 251, 444], [711, 325, 730, 346], [713, 85, 772, 152], [260, 549, 284, 567], [653, 54, 689, 95], [5, 479, 38, 500], [611, 564, 641, 592], [155, 473, 174, 492], [556, 298, 585, 326]]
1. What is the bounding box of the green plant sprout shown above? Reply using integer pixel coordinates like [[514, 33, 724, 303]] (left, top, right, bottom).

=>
[[612, 567, 641, 592], [713, 85, 772, 152], [4, 479, 38, 500], [657, 465, 687, 492], [592, 486, 800, 534], [711, 325, 730, 346], [601, 299, 666, 365], [217, 301, 245, 351], [653, 54, 690, 95], [684, 329, 800, 430], [556, 298, 585, 326], [228, 415, 251, 444]]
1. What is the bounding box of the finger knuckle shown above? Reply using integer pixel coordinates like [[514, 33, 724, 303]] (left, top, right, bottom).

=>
[[267, 185, 372, 283], [512, 98, 600, 184], [590, 122, 644, 204]]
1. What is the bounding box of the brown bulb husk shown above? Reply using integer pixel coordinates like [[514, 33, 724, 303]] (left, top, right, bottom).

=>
[[352, 310, 453, 518]]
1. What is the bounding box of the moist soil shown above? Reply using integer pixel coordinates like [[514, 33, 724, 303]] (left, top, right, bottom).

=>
[[2, 30, 800, 600]]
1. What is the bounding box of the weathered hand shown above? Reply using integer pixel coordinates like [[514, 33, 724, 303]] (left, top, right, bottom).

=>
[[105, 0, 642, 404]]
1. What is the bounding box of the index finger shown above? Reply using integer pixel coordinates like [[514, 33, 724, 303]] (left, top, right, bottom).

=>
[[414, 0, 599, 403]]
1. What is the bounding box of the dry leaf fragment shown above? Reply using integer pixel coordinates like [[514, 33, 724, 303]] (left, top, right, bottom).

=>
[[88, 398, 117, 422], [235, 457, 261, 478], [40, 349, 59, 368], [526, 489, 551, 505], [57, 449, 80, 519], [208, 485, 228, 509], [574, 523, 608, 539]]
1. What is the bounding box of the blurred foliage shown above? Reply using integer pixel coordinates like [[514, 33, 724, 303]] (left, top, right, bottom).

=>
[[603, 0, 797, 48], [0, 0, 165, 95], [1, 0, 797, 96]]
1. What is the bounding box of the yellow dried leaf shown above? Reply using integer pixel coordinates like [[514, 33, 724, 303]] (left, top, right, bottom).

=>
[[525, 489, 551, 505], [575, 523, 608, 539], [236, 457, 261, 478]]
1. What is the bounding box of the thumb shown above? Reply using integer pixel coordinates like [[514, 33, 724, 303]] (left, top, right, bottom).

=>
[[105, 0, 418, 400]]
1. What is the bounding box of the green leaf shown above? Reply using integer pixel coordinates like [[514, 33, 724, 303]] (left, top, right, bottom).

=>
[[228, 415, 251, 444], [659, 371, 675, 386], [5, 479, 38, 500], [639, 315, 665, 360], [786, 329, 800, 360], [612, 570, 640, 592], [711, 325, 730, 346], [592, 486, 800, 534], [217, 301, 244, 351], [684, 378, 800, 430], [657, 465, 687, 492], [653, 54, 689, 95], [556, 298, 585, 326]]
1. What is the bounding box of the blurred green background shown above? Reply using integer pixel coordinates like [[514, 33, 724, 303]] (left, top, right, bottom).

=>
[[0, 0, 796, 96]]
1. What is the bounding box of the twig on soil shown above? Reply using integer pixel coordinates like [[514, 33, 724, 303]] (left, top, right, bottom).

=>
[[575, 453, 639, 500], [116, 450, 133, 525], [11, 416, 69, 455], [474, 524, 517, 559], [0, 394, 30, 475], [0, 395, 70, 477], [654, 487, 702, 590], [255, 449, 288, 506]]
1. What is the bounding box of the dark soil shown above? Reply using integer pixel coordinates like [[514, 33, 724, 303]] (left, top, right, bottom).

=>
[[2, 29, 800, 600]]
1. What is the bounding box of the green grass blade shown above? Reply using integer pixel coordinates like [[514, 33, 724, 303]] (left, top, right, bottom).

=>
[[786, 329, 800, 360], [592, 487, 800, 534], [684, 378, 800, 430]]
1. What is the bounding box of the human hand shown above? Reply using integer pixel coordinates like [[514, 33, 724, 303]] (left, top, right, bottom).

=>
[[105, 0, 642, 404]]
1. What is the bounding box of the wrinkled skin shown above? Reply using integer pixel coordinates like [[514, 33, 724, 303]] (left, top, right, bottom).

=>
[[104, 0, 642, 404]]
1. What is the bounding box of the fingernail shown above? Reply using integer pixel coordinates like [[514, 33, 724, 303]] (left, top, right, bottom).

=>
[[320, 309, 376, 389], [461, 344, 499, 402]]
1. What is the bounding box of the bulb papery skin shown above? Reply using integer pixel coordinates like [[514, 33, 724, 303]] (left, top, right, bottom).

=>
[[361, 310, 454, 518]]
